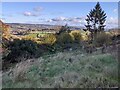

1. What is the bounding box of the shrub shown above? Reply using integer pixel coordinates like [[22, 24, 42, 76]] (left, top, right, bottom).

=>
[[23, 35, 37, 42], [42, 34, 56, 45], [2, 37, 10, 49], [56, 32, 73, 45], [3, 39, 57, 64], [70, 30, 89, 42], [5, 39, 38, 62], [71, 31, 82, 43], [94, 32, 112, 47], [54, 32, 74, 51]]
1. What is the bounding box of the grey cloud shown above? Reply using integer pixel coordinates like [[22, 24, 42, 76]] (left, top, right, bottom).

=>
[[46, 16, 86, 26]]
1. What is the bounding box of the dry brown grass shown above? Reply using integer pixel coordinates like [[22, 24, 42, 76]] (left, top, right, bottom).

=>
[[12, 59, 36, 82]]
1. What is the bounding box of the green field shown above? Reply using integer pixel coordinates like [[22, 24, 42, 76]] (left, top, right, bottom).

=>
[[25, 32, 49, 38]]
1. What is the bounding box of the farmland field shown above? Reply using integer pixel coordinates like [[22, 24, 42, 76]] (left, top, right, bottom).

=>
[[25, 31, 55, 38]]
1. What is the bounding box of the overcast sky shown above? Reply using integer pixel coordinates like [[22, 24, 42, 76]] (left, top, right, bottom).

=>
[[1, 2, 118, 28]]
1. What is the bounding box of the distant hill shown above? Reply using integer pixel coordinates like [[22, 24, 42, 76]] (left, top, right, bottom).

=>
[[6, 23, 120, 33], [6, 23, 84, 31]]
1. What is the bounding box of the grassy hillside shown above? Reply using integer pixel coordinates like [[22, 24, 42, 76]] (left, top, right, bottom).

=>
[[2, 49, 118, 88]]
